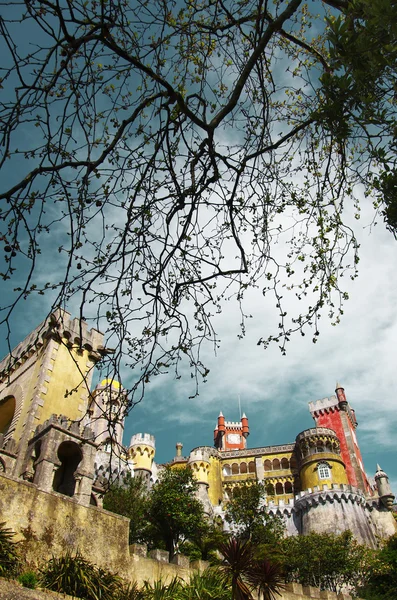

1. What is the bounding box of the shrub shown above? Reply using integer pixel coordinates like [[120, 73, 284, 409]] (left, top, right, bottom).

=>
[[18, 571, 38, 589], [0, 522, 21, 578], [40, 551, 122, 600]]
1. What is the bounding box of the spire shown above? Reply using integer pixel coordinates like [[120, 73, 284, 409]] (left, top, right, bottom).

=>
[[335, 382, 347, 410]]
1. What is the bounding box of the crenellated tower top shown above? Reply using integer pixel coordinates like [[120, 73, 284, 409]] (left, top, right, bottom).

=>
[[214, 412, 249, 451]]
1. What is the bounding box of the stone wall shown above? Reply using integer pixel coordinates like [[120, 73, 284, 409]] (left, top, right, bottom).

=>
[[0, 578, 360, 600], [0, 473, 362, 598]]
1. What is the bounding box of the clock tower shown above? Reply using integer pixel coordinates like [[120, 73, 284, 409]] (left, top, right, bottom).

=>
[[214, 412, 249, 451]]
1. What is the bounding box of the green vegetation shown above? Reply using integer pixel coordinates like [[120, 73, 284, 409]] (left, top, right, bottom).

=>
[[17, 571, 38, 589], [103, 473, 150, 545], [279, 531, 373, 594], [224, 483, 285, 551], [1, 514, 397, 598], [39, 551, 123, 600], [0, 522, 20, 578], [358, 534, 397, 600]]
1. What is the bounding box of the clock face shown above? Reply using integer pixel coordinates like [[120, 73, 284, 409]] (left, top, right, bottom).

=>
[[227, 433, 241, 444]]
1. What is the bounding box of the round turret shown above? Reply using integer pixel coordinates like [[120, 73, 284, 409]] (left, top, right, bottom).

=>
[[375, 464, 395, 510], [89, 379, 126, 447], [188, 447, 211, 486], [241, 413, 249, 439], [129, 433, 156, 481], [335, 382, 347, 411], [295, 427, 348, 490]]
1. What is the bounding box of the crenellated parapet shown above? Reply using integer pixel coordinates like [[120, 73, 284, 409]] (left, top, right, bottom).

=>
[[295, 427, 341, 464], [293, 483, 366, 510], [188, 447, 213, 486], [33, 414, 95, 441], [0, 309, 106, 381], [129, 433, 155, 478]]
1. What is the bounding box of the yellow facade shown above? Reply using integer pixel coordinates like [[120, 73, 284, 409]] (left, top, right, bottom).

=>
[[299, 453, 348, 489]]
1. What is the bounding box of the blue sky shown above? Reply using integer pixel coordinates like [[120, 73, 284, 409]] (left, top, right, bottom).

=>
[[3, 193, 395, 493], [0, 0, 396, 497]]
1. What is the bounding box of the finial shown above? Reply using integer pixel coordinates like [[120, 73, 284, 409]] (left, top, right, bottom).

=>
[[219, 411, 223, 417]]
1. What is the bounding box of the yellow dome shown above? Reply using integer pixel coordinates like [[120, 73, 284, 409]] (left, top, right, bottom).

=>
[[100, 378, 120, 389]]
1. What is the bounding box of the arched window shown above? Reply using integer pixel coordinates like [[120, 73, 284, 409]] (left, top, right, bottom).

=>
[[264, 460, 272, 471], [281, 457, 289, 469], [248, 461, 255, 473], [223, 464, 231, 476], [0, 396, 16, 437], [272, 458, 280, 470], [275, 482, 284, 495], [232, 463, 239, 475], [316, 445, 324, 453], [290, 456, 297, 470], [317, 462, 332, 480], [103, 438, 112, 453], [284, 481, 293, 494], [240, 462, 247, 474], [53, 441, 83, 497]]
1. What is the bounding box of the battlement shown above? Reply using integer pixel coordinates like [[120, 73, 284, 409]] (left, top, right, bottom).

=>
[[296, 427, 338, 442], [129, 433, 156, 448], [190, 446, 219, 460], [32, 414, 95, 441], [189, 446, 216, 463], [294, 483, 366, 509], [224, 421, 243, 429], [0, 309, 105, 379], [308, 395, 338, 414]]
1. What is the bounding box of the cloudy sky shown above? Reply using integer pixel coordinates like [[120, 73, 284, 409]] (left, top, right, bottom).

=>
[[0, 0, 396, 497], [125, 203, 397, 493]]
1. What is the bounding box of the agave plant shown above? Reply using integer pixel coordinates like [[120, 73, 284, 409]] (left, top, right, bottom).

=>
[[178, 567, 231, 600], [245, 558, 284, 600], [114, 580, 146, 600], [143, 576, 183, 600], [40, 551, 122, 600], [0, 522, 21, 577]]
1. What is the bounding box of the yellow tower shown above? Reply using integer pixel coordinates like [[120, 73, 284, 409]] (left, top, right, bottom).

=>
[[129, 433, 155, 483], [88, 379, 127, 450], [295, 427, 348, 490], [0, 309, 105, 476]]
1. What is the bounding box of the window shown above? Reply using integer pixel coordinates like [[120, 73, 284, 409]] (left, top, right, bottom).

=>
[[272, 458, 280, 470], [240, 462, 247, 474], [264, 460, 272, 471], [248, 461, 255, 473], [223, 464, 231, 476], [281, 457, 289, 469], [232, 463, 239, 475], [317, 462, 331, 480]]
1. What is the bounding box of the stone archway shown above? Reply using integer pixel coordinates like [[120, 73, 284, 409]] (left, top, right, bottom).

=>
[[0, 396, 16, 438], [53, 441, 83, 497]]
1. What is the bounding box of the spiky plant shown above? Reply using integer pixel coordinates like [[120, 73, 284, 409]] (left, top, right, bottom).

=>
[[40, 551, 122, 600], [219, 538, 254, 600], [178, 567, 231, 600], [143, 576, 183, 600], [0, 522, 21, 578], [245, 558, 284, 600], [113, 580, 145, 600]]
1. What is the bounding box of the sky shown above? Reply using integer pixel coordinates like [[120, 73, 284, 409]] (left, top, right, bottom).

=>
[[0, 0, 396, 497], [124, 204, 397, 493]]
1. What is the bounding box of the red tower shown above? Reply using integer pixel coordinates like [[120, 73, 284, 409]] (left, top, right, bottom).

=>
[[214, 412, 249, 451], [309, 384, 371, 493]]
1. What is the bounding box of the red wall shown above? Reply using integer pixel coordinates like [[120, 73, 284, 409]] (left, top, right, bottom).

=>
[[314, 410, 358, 487]]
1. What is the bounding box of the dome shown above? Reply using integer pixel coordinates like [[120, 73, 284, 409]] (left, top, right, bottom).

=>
[[99, 378, 120, 389]]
